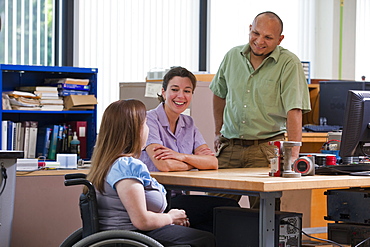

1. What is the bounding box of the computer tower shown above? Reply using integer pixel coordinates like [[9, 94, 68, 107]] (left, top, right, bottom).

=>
[[325, 188, 370, 224], [328, 223, 370, 247], [213, 207, 302, 247]]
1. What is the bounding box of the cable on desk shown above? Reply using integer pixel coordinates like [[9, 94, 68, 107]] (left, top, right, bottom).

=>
[[321, 139, 342, 151], [354, 236, 370, 247], [280, 220, 345, 247]]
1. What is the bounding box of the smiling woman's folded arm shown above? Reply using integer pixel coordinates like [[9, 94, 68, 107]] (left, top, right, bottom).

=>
[[145, 143, 218, 172]]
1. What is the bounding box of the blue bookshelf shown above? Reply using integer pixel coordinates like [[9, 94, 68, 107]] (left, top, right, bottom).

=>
[[0, 64, 98, 160]]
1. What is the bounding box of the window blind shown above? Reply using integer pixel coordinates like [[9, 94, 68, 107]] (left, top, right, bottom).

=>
[[0, 0, 55, 66], [74, 0, 200, 126]]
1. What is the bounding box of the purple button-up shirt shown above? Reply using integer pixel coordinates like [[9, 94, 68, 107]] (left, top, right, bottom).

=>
[[139, 103, 206, 172]]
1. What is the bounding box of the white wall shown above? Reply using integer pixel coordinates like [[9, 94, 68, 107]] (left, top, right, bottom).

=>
[[314, 0, 356, 80], [208, 0, 300, 74], [355, 0, 370, 80], [209, 0, 358, 81]]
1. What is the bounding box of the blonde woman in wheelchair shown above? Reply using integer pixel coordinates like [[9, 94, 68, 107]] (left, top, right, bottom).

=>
[[86, 99, 215, 247]]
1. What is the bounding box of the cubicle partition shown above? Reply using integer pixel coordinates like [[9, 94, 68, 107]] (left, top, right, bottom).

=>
[[0, 151, 23, 247]]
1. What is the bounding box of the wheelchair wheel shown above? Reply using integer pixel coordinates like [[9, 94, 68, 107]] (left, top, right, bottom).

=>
[[72, 230, 164, 247], [60, 228, 83, 247]]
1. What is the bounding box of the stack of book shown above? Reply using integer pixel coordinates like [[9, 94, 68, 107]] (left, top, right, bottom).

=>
[[33, 86, 64, 111], [45, 78, 90, 96]]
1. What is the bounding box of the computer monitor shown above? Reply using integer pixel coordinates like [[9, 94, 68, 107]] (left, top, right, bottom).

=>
[[319, 81, 369, 126], [339, 90, 370, 164]]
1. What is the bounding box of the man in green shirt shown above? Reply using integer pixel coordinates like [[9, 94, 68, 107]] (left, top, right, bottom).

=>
[[210, 11, 311, 207]]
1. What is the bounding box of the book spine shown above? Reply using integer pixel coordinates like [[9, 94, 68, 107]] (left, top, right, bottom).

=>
[[27, 121, 38, 158], [23, 121, 31, 158], [36, 127, 52, 158], [58, 90, 89, 96], [67, 124, 73, 152], [15, 122, 22, 150], [6, 121, 13, 150], [12, 122, 16, 150], [48, 125, 59, 160], [19, 123, 25, 151], [1, 120, 8, 150], [35, 86, 58, 92], [45, 78, 89, 85], [56, 125, 64, 154], [57, 83, 90, 91], [61, 124, 68, 153], [45, 128, 52, 156]]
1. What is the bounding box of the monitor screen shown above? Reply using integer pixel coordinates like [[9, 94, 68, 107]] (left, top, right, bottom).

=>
[[319, 81, 369, 126], [339, 90, 370, 163]]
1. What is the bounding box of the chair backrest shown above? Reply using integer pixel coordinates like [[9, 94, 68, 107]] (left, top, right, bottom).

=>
[[64, 173, 100, 238]]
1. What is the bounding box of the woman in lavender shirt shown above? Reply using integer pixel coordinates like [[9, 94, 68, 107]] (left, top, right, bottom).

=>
[[140, 67, 239, 233]]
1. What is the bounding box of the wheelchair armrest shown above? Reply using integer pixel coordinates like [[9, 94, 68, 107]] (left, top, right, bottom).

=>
[[64, 177, 95, 194], [65, 173, 87, 180]]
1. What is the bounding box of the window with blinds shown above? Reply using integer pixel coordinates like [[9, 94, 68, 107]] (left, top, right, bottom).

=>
[[0, 0, 55, 66], [74, 0, 200, 127], [356, 0, 370, 81]]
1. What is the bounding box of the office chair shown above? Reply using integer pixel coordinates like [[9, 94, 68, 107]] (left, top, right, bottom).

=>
[[60, 173, 164, 247]]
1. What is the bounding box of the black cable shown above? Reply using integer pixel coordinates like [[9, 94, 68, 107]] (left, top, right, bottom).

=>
[[280, 220, 345, 247], [355, 236, 370, 247], [0, 164, 8, 196], [360, 144, 370, 157]]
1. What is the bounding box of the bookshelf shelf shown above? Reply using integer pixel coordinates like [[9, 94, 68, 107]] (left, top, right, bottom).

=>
[[0, 64, 98, 160]]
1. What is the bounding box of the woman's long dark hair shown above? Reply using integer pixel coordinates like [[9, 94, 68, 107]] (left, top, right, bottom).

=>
[[86, 99, 147, 193]]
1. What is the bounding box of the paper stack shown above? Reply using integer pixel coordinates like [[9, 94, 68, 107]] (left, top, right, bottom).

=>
[[33, 86, 64, 111], [4, 91, 41, 110]]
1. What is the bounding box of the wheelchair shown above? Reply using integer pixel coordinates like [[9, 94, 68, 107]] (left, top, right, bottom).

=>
[[60, 173, 167, 247]]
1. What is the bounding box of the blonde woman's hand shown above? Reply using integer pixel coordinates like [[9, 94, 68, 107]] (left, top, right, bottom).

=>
[[168, 209, 190, 227]]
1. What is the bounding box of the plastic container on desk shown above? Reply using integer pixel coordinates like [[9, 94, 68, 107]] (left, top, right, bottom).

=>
[[321, 150, 341, 164]]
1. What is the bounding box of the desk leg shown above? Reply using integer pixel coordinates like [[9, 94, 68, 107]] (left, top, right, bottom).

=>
[[259, 191, 282, 247]]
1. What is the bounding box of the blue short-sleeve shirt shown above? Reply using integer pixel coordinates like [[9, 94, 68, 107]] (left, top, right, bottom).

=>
[[96, 156, 167, 231]]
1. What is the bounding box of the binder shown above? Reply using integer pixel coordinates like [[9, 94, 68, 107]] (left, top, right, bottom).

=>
[[48, 125, 60, 160], [15, 122, 23, 150], [1, 120, 8, 150], [36, 127, 52, 158], [6, 121, 14, 150], [11, 121, 17, 150], [68, 121, 87, 159], [27, 121, 38, 158], [56, 125, 64, 154], [22, 121, 31, 158]]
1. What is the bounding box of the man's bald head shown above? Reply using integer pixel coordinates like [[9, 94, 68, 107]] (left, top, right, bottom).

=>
[[253, 11, 283, 35]]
